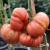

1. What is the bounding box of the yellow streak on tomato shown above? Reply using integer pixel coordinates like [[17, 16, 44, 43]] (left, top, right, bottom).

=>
[[36, 19, 46, 29]]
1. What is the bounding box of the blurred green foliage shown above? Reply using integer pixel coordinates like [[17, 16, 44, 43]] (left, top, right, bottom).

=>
[[3, 0, 50, 17], [0, 0, 50, 25], [35, 0, 50, 17]]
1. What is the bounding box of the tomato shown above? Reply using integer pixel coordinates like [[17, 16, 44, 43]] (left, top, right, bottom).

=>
[[1, 24, 21, 44], [31, 35, 43, 47], [19, 33, 43, 47], [10, 16, 23, 30], [33, 12, 49, 30], [19, 33, 33, 46], [10, 8, 29, 30], [12, 8, 29, 21], [26, 21, 45, 38]]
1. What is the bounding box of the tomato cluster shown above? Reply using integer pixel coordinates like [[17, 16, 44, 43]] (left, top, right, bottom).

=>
[[1, 7, 49, 47]]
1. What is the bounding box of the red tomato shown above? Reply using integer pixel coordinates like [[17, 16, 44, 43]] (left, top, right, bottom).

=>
[[26, 21, 45, 38], [19, 33, 43, 47], [10, 16, 23, 30], [10, 8, 29, 30], [19, 33, 33, 46], [33, 12, 49, 30], [1, 24, 21, 44], [12, 7, 29, 23], [31, 35, 43, 47]]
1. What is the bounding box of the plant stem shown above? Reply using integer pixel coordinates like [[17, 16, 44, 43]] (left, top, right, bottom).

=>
[[30, 0, 36, 16], [28, 0, 32, 16], [28, 0, 36, 17], [0, 10, 3, 24], [0, 0, 7, 24], [44, 33, 49, 50], [8, 44, 15, 50], [3, 8, 8, 19], [0, 0, 3, 23], [28, 0, 36, 22], [0, 0, 3, 10], [8, 0, 11, 17]]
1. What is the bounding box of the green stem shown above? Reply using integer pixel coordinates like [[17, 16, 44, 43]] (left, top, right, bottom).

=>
[[44, 33, 49, 50], [0, 10, 3, 24], [3, 9, 8, 19], [28, 0, 32, 16], [0, 0, 7, 18], [8, 0, 11, 17], [28, 0, 36, 18], [8, 44, 15, 50], [0, 0, 7, 24], [0, 0, 3, 20], [0, 10, 2, 19], [28, 0, 36, 22], [0, 0, 3, 10], [30, 0, 36, 16]]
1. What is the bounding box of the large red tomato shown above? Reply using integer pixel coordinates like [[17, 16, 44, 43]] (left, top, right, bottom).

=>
[[1, 24, 21, 44], [33, 12, 49, 30], [19, 33, 43, 47], [10, 16, 23, 30], [26, 21, 45, 38], [12, 7, 29, 23], [10, 8, 29, 30]]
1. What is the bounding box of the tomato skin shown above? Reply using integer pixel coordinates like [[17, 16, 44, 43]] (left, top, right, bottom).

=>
[[19, 33, 32, 46], [10, 16, 23, 30], [10, 8, 29, 30], [1, 24, 21, 44], [12, 8, 29, 21], [26, 21, 45, 38], [33, 12, 49, 30], [31, 35, 43, 47], [19, 33, 43, 47]]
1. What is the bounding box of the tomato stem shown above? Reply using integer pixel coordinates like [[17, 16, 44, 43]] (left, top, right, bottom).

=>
[[28, 0, 36, 17], [8, 44, 15, 50], [28, 0, 36, 22], [44, 33, 49, 50], [7, 0, 11, 16], [30, 0, 36, 16]]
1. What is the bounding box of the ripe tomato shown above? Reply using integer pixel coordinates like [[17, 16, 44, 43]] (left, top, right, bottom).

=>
[[33, 12, 49, 30], [19, 33, 33, 46], [31, 35, 43, 47], [19, 33, 43, 47], [1, 24, 21, 44], [26, 21, 45, 38], [12, 7, 29, 24], [10, 16, 23, 30]]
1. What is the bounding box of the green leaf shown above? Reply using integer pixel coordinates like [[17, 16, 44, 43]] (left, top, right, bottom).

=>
[[5, 18, 10, 23]]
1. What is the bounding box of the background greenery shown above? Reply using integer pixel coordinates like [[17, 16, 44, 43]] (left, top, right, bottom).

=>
[[0, 0, 50, 28]]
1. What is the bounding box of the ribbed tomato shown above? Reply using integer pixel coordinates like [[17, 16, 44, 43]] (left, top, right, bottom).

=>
[[10, 8, 29, 30], [33, 12, 49, 30], [19, 33, 43, 47], [31, 35, 43, 47], [27, 12, 49, 38], [19, 33, 32, 46], [27, 21, 45, 38], [12, 8, 29, 21], [10, 16, 23, 30], [1, 24, 21, 44]]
